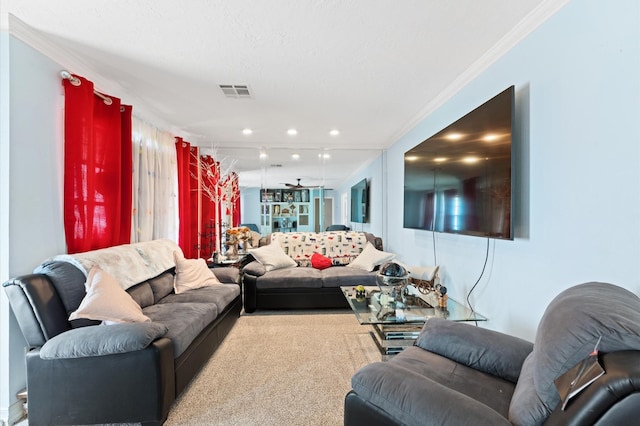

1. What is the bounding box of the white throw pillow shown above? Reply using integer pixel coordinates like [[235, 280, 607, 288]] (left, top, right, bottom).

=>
[[410, 265, 439, 281], [173, 251, 221, 294], [249, 242, 297, 271], [394, 260, 439, 281], [69, 266, 150, 323], [346, 242, 396, 272]]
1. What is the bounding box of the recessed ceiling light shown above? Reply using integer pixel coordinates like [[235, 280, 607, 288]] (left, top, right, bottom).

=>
[[483, 133, 499, 142], [329, 129, 340, 136], [405, 155, 418, 161], [318, 153, 331, 159], [445, 132, 463, 141], [242, 128, 253, 135], [287, 129, 298, 136], [291, 153, 300, 160], [434, 157, 448, 163], [259, 152, 268, 159], [463, 156, 480, 164]]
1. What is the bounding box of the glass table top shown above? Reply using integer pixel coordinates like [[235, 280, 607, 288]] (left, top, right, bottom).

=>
[[341, 285, 486, 325]]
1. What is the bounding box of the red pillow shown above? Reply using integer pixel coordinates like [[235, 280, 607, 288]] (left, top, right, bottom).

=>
[[311, 253, 332, 270]]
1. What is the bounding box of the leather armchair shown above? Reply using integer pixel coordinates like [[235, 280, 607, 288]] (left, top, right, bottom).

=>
[[345, 282, 640, 425]]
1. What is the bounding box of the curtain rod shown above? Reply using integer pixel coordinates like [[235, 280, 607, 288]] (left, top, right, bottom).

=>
[[60, 70, 114, 106]]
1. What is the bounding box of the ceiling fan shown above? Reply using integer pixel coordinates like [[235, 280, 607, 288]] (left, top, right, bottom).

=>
[[283, 178, 320, 189]]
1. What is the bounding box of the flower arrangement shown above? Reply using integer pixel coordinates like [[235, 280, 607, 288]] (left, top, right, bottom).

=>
[[226, 226, 251, 243], [225, 226, 252, 257]]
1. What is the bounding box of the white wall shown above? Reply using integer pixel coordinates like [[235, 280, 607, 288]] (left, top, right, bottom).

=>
[[380, 0, 640, 341], [0, 35, 67, 423]]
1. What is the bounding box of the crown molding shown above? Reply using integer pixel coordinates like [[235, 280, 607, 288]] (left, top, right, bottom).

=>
[[387, 0, 572, 148], [7, 14, 182, 136], [8, 14, 103, 83]]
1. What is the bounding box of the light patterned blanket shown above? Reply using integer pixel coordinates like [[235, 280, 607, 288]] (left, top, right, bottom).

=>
[[270, 231, 370, 266], [50, 239, 180, 290]]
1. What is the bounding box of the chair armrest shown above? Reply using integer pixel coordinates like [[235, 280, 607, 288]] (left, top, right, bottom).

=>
[[40, 322, 168, 359], [350, 362, 512, 426], [242, 260, 266, 277], [545, 350, 640, 426], [416, 318, 533, 383]]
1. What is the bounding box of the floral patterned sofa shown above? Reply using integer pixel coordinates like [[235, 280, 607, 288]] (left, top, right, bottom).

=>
[[242, 231, 390, 312]]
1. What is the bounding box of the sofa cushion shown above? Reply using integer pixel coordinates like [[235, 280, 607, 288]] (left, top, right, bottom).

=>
[[210, 266, 241, 284], [311, 253, 332, 270], [394, 347, 515, 417], [321, 267, 378, 288], [509, 282, 640, 425], [148, 271, 175, 303], [34, 260, 97, 327], [346, 242, 395, 272], [351, 347, 514, 425], [69, 266, 151, 324], [158, 284, 240, 313], [127, 282, 155, 308], [173, 251, 221, 294], [143, 302, 218, 357], [256, 267, 323, 290], [249, 243, 297, 271], [40, 322, 168, 359]]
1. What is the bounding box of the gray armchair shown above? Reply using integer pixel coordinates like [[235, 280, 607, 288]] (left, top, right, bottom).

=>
[[345, 282, 640, 425], [239, 223, 260, 233], [326, 224, 350, 231]]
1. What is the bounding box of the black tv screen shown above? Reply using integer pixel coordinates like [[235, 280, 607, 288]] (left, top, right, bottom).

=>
[[351, 178, 368, 223], [403, 86, 514, 240]]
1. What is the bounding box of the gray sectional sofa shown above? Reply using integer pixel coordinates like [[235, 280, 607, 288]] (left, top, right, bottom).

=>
[[3, 239, 241, 426], [243, 231, 389, 312]]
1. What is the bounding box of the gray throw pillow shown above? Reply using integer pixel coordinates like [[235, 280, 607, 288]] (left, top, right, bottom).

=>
[[40, 322, 168, 359], [416, 318, 533, 383]]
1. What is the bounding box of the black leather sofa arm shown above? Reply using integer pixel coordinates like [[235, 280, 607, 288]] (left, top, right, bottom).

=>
[[416, 318, 534, 383], [545, 350, 640, 426], [243, 269, 259, 313], [25, 337, 176, 426]]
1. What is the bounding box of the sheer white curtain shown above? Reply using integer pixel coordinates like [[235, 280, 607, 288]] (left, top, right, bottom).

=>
[[131, 116, 178, 243]]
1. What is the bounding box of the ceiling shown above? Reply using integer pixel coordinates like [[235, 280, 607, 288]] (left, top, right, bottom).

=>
[[4, 0, 565, 189]]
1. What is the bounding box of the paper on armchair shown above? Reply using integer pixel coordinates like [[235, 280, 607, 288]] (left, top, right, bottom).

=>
[[554, 337, 605, 410]]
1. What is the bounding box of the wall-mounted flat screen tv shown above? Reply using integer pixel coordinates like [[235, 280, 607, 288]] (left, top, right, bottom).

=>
[[351, 178, 368, 223], [403, 86, 514, 240]]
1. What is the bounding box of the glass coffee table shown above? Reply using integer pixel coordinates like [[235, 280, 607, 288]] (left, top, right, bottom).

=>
[[341, 285, 486, 360]]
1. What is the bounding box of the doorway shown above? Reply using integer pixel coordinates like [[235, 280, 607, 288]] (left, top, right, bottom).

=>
[[314, 197, 333, 232]]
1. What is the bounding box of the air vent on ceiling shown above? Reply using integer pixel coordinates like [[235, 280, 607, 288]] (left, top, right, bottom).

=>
[[219, 84, 252, 98], [270, 164, 283, 168]]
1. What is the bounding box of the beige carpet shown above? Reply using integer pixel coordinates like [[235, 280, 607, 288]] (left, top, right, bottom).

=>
[[164, 310, 380, 426]]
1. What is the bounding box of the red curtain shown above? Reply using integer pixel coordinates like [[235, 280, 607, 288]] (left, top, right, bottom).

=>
[[200, 155, 220, 258], [63, 75, 132, 254], [231, 172, 241, 227], [175, 140, 235, 259], [175, 137, 195, 258]]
